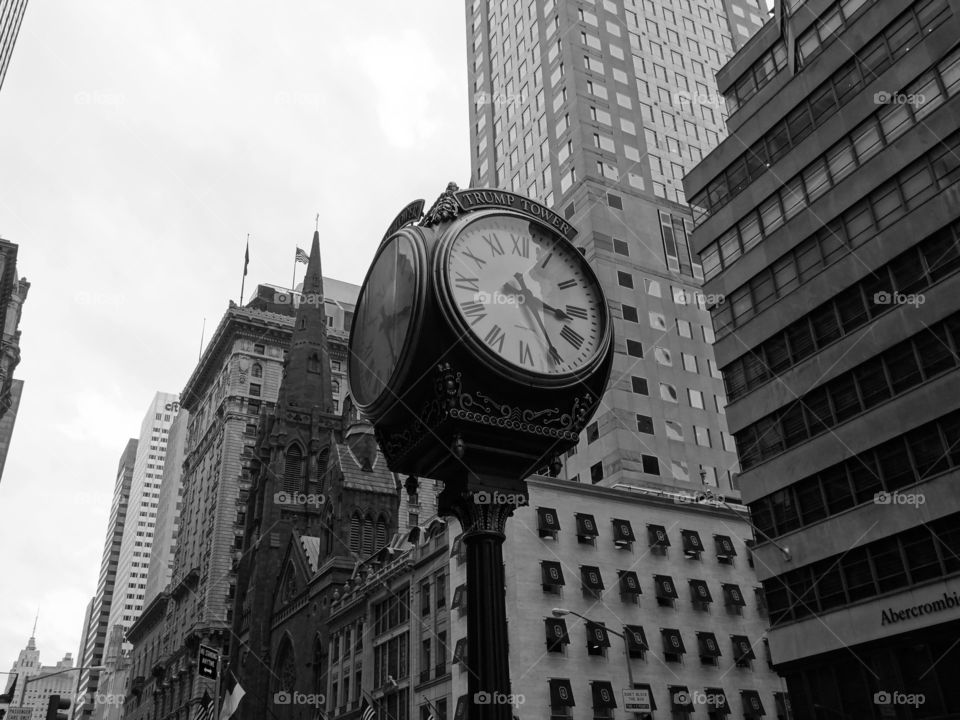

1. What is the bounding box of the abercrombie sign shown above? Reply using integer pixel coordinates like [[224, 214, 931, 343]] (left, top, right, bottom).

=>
[[881, 590, 960, 626]]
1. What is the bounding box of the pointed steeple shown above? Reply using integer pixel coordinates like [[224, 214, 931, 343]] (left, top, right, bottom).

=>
[[275, 230, 333, 414]]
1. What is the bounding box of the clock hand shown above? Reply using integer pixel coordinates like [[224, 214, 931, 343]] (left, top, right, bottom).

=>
[[501, 281, 570, 320], [513, 273, 562, 365]]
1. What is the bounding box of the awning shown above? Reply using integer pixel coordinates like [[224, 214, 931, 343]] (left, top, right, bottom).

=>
[[452, 583, 467, 609], [715, 534, 737, 557], [586, 621, 611, 648], [661, 628, 685, 654], [591, 681, 617, 709], [632, 683, 657, 711], [452, 638, 467, 664], [689, 578, 713, 603], [549, 678, 575, 707], [454, 694, 468, 720], [697, 631, 722, 657], [618, 570, 641, 594], [625, 625, 648, 652], [544, 618, 570, 648], [722, 583, 746, 607], [575, 513, 599, 538], [581, 565, 604, 590], [450, 534, 462, 557], [705, 688, 730, 713], [669, 686, 693, 711], [541, 561, 565, 586], [654, 574, 678, 599], [537, 507, 561, 535], [612, 518, 635, 544], [647, 524, 670, 546], [742, 690, 766, 717], [681, 529, 704, 555], [732, 635, 756, 662]]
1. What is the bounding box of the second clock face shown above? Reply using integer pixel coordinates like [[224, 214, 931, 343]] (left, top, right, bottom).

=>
[[443, 214, 606, 377]]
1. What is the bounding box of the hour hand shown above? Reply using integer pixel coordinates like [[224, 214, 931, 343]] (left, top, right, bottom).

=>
[[502, 281, 570, 320]]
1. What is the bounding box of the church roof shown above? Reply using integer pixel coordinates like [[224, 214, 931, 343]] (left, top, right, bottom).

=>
[[299, 535, 322, 574], [333, 442, 396, 493]]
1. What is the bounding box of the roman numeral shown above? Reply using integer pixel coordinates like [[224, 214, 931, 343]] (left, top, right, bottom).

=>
[[482, 233, 505, 256], [461, 247, 487, 268], [566, 305, 588, 319], [454, 272, 480, 292], [558, 278, 577, 289], [460, 301, 487, 326], [484, 324, 506, 353], [519, 340, 534, 367], [560, 325, 584, 349], [511, 234, 530, 257]]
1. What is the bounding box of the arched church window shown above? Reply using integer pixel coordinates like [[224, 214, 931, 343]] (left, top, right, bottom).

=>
[[284, 445, 303, 493], [349, 513, 362, 554], [361, 515, 375, 556], [375, 516, 388, 549], [274, 636, 297, 694], [315, 448, 330, 489]]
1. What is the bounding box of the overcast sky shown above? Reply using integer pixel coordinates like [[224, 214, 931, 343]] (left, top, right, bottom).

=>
[[0, 0, 470, 670]]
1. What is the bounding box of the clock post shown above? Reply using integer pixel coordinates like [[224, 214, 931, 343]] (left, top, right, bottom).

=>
[[349, 184, 613, 719]]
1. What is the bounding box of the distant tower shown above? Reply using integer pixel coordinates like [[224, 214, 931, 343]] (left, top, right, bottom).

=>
[[0, 0, 29, 95]]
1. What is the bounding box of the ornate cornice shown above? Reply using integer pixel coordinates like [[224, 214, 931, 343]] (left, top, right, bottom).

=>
[[420, 182, 461, 227]]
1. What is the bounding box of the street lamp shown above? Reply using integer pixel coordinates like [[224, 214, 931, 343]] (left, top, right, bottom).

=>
[[551, 608, 634, 688]]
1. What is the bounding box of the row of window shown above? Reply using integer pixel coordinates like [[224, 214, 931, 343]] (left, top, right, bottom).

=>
[[699, 40, 960, 282], [736, 310, 960, 470], [699, 0, 929, 221], [723, 215, 960, 399], [533, 680, 779, 719], [711, 124, 960, 341], [723, 40, 787, 116], [751, 408, 960, 540], [765, 512, 960, 624], [794, 0, 875, 70]]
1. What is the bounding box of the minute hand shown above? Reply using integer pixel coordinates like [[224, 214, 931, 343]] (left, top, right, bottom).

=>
[[514, 273, 562, 365], [503, 281, 570, 320]]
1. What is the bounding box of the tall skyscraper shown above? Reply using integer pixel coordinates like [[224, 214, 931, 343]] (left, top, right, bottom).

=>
[[0, 237, 28, 484], [106, 393, 178, 648], [684, 0, 960, 716], [73, 439, 137, 720], [0, 0, 29, 95], [467, 0, 744, 497], [142, 407, 188, 606], [4, 633, 77, 720]]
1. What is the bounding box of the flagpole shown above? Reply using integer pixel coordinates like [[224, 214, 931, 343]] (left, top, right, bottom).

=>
[[291, 250, 297, 293], [199, 318, 206, 361], [214, 654, 222, 720], [240, 234, 250, 305]]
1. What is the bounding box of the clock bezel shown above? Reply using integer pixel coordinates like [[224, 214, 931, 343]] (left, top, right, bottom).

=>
[[434, 208, 612, 388], [348, 227, 428, 415]]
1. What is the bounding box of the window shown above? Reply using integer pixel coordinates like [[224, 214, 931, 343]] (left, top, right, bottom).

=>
[[682, 353, 698, 373], [586, 422, 599, 443], [677, 319, 692, 337], [695, 426, 711, 447], [660, 383, 679, 403], [590, 462, 603, 483], [636, 414, 654, 435], [626, 339, 643, 358], [641, 455, 660, 475], [621, 304, 639, 323], [631, 376, 648, 395], [654, 347, 672, 366], [617, 271, 634, 288]]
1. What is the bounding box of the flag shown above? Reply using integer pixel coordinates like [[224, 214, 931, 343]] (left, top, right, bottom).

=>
[[218, 672, 245, 720], [296, 247, 309, 264], [243, 240, 250, 277], [193, 691, 213, 720], [360, 697, 376, 720]]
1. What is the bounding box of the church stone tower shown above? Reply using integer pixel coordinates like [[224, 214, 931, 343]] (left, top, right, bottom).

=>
[[231, 231, 399, 720]]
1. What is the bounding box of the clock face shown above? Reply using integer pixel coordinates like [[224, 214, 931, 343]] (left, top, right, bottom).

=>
[[349, 234, 420, 408], [440, 213, 607, 380]]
